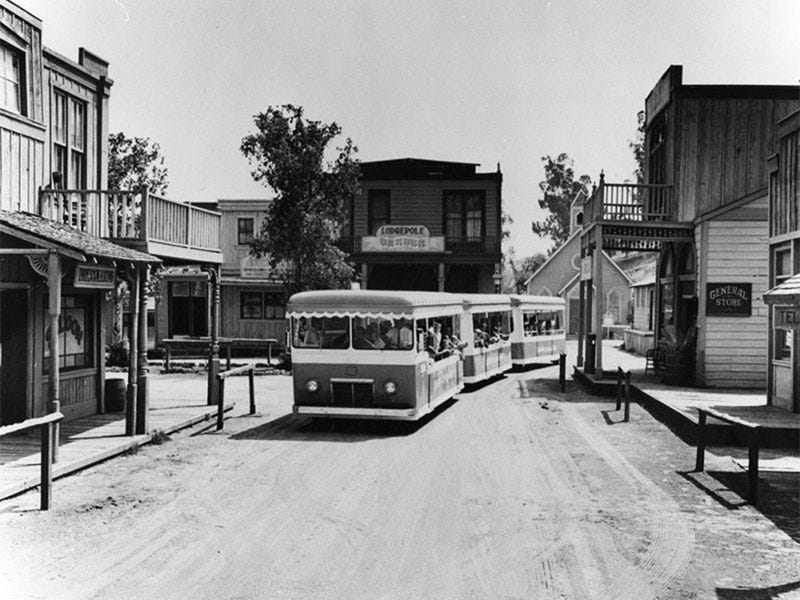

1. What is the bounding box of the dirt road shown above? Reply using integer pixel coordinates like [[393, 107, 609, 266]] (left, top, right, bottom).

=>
[[2, 370, 798, 599]]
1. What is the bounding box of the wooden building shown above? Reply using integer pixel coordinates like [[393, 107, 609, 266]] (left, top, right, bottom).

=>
[[154, 199, 286, 347], [0, 2, 221, 436], [578, 65, 798, 389], [343, 158, 503, 293], [764, 108, 799, 412]]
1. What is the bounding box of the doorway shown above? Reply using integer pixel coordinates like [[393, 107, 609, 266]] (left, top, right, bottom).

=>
[[0, 289, 29, 425], [168, 280, 208, 337]]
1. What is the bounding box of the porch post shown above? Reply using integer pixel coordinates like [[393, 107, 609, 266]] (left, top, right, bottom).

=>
[[47, 251, 61, 462], [126, 267, 140, 436], [438, 263, 446, 292], [136, 264, 149, 434], [584, 252, 594, 374], [207, 266, 220, 406], [594, 225, 604, 379], [577, 245, 585, 367], [360, 263, 369, 290]]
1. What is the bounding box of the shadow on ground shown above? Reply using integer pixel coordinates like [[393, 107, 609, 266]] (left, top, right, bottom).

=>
[[228, 397, 459, 443]]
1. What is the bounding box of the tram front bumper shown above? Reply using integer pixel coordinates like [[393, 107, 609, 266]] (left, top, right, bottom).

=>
[[293, 405, 420, 421]]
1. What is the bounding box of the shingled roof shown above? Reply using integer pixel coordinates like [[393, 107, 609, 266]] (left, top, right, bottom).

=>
[[0, 210, 160, 264]]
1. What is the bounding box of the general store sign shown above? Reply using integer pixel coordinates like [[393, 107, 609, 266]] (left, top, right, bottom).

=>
[[706, 283, 752, 316], [775, 307, 800, 330], [362, 225, 444, 253], [74, 265, 115, 289]]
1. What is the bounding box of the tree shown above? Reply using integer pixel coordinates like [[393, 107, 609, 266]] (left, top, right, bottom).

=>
[[531, 153, 591, 250], [240, 105, 358, 294], [629, 110, 645, 185], [107, 132, 169, 194]]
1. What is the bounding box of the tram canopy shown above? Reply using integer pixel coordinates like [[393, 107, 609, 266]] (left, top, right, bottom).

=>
[[510, 295, 566, 311], [286, 289, 464, 319]]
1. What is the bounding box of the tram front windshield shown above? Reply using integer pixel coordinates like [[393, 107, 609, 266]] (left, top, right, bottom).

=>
[[292, 316, 350, 349]]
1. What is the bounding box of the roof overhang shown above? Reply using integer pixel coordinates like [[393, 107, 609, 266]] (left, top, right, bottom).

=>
[[763, 273, 800, 306]]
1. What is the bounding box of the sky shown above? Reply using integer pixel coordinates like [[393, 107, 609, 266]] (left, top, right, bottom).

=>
[[22, 0, 800, 257]]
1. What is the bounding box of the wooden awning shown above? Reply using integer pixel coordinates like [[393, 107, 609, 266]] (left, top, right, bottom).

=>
[[763, 273, 800, 306]]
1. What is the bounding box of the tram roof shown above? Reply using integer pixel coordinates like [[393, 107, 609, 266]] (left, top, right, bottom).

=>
[[460, 293, 513, 311], [510, 294, 565, 310], [286, 289, 464, 318]]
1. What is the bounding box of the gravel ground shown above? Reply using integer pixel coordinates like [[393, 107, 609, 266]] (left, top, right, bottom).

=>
[[1, 368, 798, 600]]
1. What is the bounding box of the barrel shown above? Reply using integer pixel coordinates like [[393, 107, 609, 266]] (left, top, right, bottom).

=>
[[105, 378, 127, 412]]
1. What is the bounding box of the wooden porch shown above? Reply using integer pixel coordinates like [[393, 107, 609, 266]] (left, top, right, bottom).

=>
[[39, 188, 222, 265]]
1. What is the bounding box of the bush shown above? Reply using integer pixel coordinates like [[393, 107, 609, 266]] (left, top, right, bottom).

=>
[[106, 339, 130, 367]]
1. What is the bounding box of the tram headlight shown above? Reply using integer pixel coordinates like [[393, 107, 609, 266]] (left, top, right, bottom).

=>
[[305, 378, 319, 393], [383, 380, 397, 394]]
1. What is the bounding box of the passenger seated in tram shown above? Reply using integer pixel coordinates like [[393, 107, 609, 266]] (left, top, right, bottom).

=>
[[366, 322, 385, 349], [353, 325, 375, 349], [304, 318, 322, 346], [385, 318, 414, 349]]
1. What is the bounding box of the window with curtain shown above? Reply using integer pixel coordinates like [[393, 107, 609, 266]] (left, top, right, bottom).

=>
[[238, 218, 254, 245], [444, 191, 485, 237], [368, 190, 390, 234], [1, 43, 23, 114]]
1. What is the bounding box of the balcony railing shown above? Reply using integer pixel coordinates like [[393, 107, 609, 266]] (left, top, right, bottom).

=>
[[336, 236, 500, 255], [39, 189, 221, 255], [583, 176, 674, 225]]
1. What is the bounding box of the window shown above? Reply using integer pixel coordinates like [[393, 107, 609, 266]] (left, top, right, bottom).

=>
[[353, 316, 414, 350], [53, 91, 86, 188], [238, 218, 254, 245], [368, 190, 390, 234], [444, 191, 485, 237], [44, 295, 94, 372], [292, 316, 350, 349], [240, 292, 262, 319], [240, 291, 284, 319], [1, 43, 23, 114], [775, 247, 792, 286]]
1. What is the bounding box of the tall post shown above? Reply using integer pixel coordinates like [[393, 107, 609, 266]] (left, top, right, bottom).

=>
[[360, 263, 369, 290], [577, 247, 585, 367], [126, 267, 140, 436], [136, 265, 149, 434], [438, 263, 446, 292], [593, 224, 604, 380], [47, 251, 61, 462], [584, 256, 594, 374], [207, 267, 220, 406]]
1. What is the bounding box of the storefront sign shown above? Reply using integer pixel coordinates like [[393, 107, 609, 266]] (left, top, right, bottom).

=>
[[240, 255, 272, 279], [74, 265, 115, 289], [775, 307, 800, 329], [580, 257, 592, 281], [706, 283, 752, 316], [362, 225, 444, 253]]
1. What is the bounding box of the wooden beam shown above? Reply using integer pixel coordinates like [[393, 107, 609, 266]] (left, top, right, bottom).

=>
[[0, 248, 50, 255], [47, 251, 61, 462], [126, 267, 140, 436], [136, 265, 149, 435]]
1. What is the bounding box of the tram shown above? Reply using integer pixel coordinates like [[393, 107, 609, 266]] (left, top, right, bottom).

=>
[[509, 295, 566, 366], [286, 290, 465, 421], [460, 294, 514, 384]]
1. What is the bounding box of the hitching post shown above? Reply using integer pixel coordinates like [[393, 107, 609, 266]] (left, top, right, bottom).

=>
[[624, 370, 631, 422], [695, 410, 707, 472], [249, 368, 256, 414], [748, 426, 760, 505]]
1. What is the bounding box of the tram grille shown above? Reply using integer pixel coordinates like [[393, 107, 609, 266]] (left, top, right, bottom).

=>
[[331, 381, 374, 407]]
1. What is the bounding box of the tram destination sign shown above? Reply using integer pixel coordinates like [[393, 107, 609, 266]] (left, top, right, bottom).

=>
[[74, 265, 115, 289], [705, 282, 752, 316]]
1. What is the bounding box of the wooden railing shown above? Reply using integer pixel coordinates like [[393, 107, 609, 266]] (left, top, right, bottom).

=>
[[583, 174, 674, 224], [39, 189, 220, 251]]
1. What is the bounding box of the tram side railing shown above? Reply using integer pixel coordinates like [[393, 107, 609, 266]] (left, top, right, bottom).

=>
[[216, 365, 257, 430], [0, 412, 64, 510]]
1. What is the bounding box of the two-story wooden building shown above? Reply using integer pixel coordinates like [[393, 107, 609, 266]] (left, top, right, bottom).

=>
[[578, 65, 798, 389], [764, 108, 799, 412], [0, 1, 221, 438], [154, 199, 286, 347], [343, 158, 503, 293]]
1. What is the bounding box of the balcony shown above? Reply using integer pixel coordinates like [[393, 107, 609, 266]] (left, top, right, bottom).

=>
[[39, 189, 222, 264], [581, 176, 692, 252], [337, 236, 501, 258]]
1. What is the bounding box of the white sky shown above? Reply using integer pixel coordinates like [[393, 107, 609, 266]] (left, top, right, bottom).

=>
[[22, 0, 800, 257]]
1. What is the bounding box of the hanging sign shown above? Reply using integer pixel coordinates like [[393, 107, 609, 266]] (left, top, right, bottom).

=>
[[580, 257, 593, 281], [775, 307, 800, 330], [74, 265, 115, 289], [362, 225, 444, 253], [706, 283, 752, 316]]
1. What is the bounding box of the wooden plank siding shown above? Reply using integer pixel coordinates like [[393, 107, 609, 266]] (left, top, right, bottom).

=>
[[220, 285, 285, 342], [355, 180, 500, 238], [702, 215, 769, 388], [675, 97, 798, 222]]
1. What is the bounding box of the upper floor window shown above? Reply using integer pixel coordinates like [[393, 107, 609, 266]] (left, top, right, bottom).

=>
[[444, 191, 484, 238], [238, 218, 254, 245], [0, 43, 23, 115], [368, 190, 390, 234], [53, 91, 86, 189]]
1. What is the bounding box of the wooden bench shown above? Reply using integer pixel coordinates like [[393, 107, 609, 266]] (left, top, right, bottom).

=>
[[162, 337, 279, 371]]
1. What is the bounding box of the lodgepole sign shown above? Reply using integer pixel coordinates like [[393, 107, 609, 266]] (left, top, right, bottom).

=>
[[362, 225, 444, 253], [705, 283, 752, 316]]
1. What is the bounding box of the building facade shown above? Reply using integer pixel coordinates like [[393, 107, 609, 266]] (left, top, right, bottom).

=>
[[578, 65, 798, 389], [764, 108, 799, 412], [344, 158, 503, 293]]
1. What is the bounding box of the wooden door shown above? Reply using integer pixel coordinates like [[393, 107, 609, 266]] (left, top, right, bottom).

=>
[[0, 290, 28, 425]]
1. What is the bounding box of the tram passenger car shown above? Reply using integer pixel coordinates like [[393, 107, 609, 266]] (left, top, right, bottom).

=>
[[286, 290, 465, 421], [460, 294, 514, 384], [509, 295, 566, 366]]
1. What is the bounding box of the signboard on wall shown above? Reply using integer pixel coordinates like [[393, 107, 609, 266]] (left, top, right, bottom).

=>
[[240, 255, 272, 279], [580, 257, 592, 281], [775, 307, 800, 329], [705, 283, 752, 316], [362, 225, 444, 253], [74, 265, 115, 289]]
